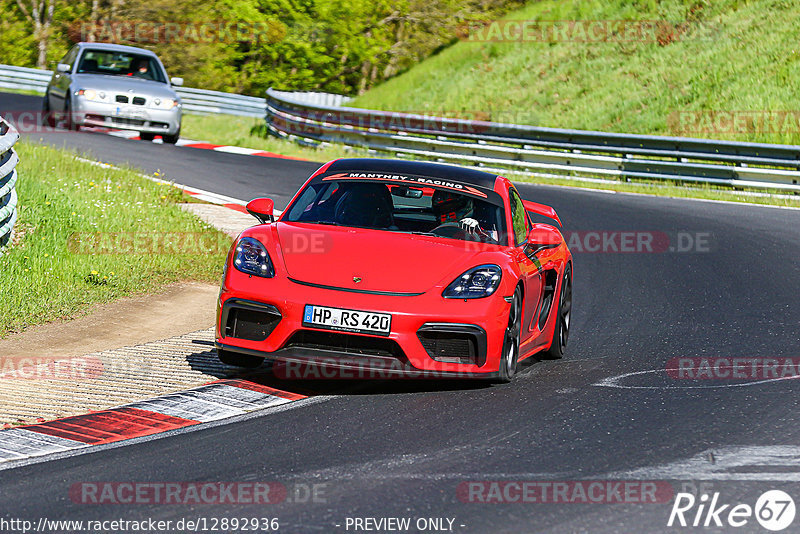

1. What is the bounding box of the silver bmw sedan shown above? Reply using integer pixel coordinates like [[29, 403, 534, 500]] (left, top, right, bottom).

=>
[[43, 42, 183, 143]]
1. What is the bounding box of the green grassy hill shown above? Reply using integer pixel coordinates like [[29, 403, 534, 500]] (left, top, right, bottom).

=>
[[351, 0, 800, 145]]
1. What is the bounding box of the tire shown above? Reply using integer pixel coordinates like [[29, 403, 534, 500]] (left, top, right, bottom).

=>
[[140, 133, 156, 141], [41, 94, 55, 127], [496, 286, 522, 383], [64, 97, 78, 131], [541, 264, 572, 360], [217, 348, 263, 369], [162, 131, 180, 144]]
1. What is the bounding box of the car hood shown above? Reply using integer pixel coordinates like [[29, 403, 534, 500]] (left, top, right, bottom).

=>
[[70, 74, 178, 99], [275, 223, 490, 294]]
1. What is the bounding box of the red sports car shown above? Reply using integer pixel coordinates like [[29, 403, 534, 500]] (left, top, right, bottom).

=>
[[215, 159, 572, 381]]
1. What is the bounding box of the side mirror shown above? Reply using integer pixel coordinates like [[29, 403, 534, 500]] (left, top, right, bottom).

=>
[[56, 63, 71, 73], [525, 224, 562, 256], [246, 197, 275, 224], [170, 77, 184, 86]]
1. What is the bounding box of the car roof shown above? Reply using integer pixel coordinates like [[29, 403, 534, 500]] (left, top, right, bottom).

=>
[[76, 42, 158, 57], [325, 158, 500, 190]]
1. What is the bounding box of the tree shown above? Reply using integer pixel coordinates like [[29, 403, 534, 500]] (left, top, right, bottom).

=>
[[14, 0, 56, 68]]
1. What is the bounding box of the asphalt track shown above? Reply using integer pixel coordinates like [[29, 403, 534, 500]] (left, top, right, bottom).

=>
[[2, 93, 800, 533]]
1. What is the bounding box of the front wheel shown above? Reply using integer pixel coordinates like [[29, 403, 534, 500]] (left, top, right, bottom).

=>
[[140, 132, 156, 142], [541, 264, 572, 360], [496, 286, 522, 383], [64, 97, 79, 131], [42, 95, 55, 127], [217, 348, 263, 369], [162, 131, 180, 144]]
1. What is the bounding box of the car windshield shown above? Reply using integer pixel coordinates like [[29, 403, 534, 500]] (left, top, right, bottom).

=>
[[76, 50, 166, 83], [284, 180, 507, 245]]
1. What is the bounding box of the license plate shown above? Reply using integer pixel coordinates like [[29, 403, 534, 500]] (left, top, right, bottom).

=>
[[303, 305, 391, 336], [114, 107, 145, 119]]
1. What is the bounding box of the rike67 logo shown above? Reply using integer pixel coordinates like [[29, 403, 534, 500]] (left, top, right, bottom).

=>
[[668, 490, 796, 531]]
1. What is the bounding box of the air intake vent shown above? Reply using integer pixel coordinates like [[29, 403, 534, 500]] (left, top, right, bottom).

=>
[[285, 330, 404, 360], [115, 95, 129, 103], [417, 324, 486, 366], [224, 304, 281, 342], [132, 97, 145, 106]]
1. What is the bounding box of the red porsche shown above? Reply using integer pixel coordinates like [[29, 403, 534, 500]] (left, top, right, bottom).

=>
[[215, 159, 572, 381]]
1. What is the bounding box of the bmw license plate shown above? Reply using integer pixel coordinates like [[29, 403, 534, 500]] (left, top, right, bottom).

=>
[[303, 305, 391, 336], [114, 107, 146, 119]]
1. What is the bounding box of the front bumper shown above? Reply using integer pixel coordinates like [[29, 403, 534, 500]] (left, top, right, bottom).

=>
[[72, 98, 181, 135], [215, 276, 511, 378]]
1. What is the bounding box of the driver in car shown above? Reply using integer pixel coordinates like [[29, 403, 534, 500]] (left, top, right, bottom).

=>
[[431, 190, 490, 240], [130, 58, 150, 78]]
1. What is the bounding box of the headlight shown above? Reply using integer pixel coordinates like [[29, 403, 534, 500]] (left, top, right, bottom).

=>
[[443, 264, 502, 299], [151, 98, 179, 110], [77, 89, 106, 101], [233, 237, 275, 278]]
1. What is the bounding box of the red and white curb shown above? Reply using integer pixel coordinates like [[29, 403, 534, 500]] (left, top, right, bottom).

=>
[[0, 379, 306, 463], [0, 155, 290, 465], [104, 129, 310, 161]]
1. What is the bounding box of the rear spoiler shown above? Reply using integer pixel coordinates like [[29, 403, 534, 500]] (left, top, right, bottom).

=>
[[523, 200, 562, 228]]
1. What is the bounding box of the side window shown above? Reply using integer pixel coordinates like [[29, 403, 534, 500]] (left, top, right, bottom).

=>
[[508, 188, 527, 246], [62, 46, 79, 68]]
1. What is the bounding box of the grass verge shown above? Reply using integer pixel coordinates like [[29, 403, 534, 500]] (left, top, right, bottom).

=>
[[351, 0, 800, 146], [0, 141, 231, 337]]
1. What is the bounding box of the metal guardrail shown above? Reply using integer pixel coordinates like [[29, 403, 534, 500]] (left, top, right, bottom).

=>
[[0, 116, 20, 247], [176, 86, 265, 117], [0, 64, 51, 94], [266, 89, 800, 193], [0, 64, 266, 117]]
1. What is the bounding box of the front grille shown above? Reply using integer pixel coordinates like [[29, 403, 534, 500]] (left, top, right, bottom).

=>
[[418, 331, 477, 364], [225, 307, 281, 342], [285, 330, 405, 360], [110, 117, 145, 127], [115, 95, 129, 103], [132, 97, 145, 106]]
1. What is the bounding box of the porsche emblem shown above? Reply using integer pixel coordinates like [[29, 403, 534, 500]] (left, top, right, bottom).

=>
[[353, 276, 362, 284]]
